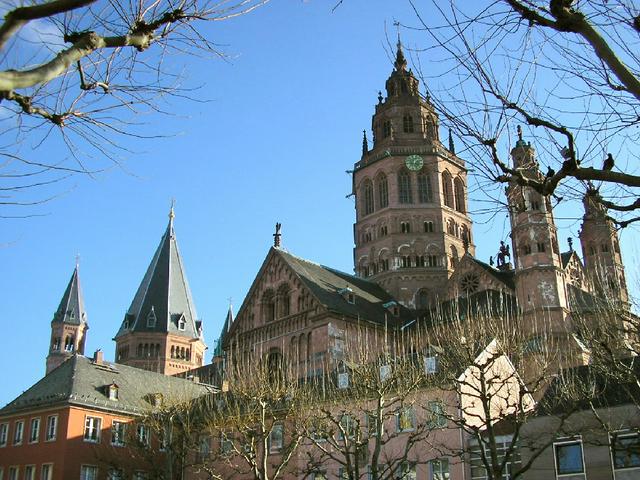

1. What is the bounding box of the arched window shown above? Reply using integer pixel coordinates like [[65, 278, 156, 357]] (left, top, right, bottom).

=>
[[418, 173, 433, 203], [298, 335, 305, 364], [454, 177, 466, 213], [307, 332, 312, 363], [450, 245, 459, 268], [442, 171, 454, 208], [278, 284, 291, 318], [64, 336, 75, 352], [403, 114, 414, 133], [398, 169, 413, 204], [417, 289, 430, 309], [267, 350, 283, 383], [377, 174, 389, 208], [362, 180, 374, 216], [383, 120, 391, 138], [170, 345, 175, 358], [447, 219, 455, 236], [461, 225, 470, 247], [262, 290, 275, 322]]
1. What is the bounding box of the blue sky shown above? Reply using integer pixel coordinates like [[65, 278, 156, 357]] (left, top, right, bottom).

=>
[[1, 0, 637, 407]]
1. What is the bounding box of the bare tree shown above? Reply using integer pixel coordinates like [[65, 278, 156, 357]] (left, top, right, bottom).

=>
[[0, 0, 266, 216], [301, 328, 437, 480], [404, 0, 640, 227]]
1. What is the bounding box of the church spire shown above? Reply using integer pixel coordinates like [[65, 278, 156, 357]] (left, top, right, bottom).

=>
[[46, 264, 89, 374], [114, 209, 207, 375], [394, 34, 407, 72]]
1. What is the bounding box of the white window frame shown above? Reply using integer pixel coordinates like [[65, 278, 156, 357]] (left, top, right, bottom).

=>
[[45, 415, 57, 442], [83, 416, 102, 443], [610, 430, 640, 476], [29, 417, 40, 443], [429, 458, 450, 480], [136, 423, 149, 446], [40, 464, 53, 480], [397, 461, 417, 480], [24, 465, 35, 480], [0, 422, 7, 447], [396, 405, 416, 433], [80, 465, 98, 480], [7, 466, 18, 480], [107, 468, 124, 480], [13, 420, 24, 445], [269, 423, 284, 453], [111, 420, 126, 447], [553, 437, 586, 479]]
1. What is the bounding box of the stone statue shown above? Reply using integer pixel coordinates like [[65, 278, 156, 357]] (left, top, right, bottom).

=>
[[496, 241, 510, 267]]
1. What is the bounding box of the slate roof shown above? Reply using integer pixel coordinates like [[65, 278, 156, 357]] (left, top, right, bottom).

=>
[[277, 248, 413, 325], [53, 266, 87, 326], [469, 257, 516, 290], [560, 250, 582, 269], [114, 214, 203, 341], [213, 306, 233, 358], [0, 355, 214, 416]]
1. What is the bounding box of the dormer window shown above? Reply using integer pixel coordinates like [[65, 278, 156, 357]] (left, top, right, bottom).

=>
[[178, 315, 186, 331], [150, 393, 163, 407], [338, 287, 355, 304], [383, 301, 399, 316], [107, 384, 119, 401], [147, 307, 157, 328]]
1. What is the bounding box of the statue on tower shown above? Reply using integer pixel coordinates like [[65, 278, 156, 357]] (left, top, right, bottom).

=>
[[496, 240, 511, 270]]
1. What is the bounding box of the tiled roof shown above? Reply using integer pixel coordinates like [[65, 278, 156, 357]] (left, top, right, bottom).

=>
[[277, 249, 413, 325], [114, 215, 202, 342], [52, 266, 87, 326], [469, 257, 516, 290], [0, 355, 214, 416]]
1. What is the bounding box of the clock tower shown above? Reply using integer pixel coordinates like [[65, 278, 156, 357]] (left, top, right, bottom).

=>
[[352, 40, 474, 308]]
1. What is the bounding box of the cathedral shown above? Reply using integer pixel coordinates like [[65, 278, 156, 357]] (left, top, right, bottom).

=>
[[44, 39, 628, 381]]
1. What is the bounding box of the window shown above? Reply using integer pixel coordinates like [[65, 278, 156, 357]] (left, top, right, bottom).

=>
[[377, 174, 389, 208], [7, 467, 17, 480], [80, 466, 98, 480], [367, 413, 381, 437], [338, 415, 355, 440], [402, 256, 411, 268], [108, 384, 119, 401], [197, 435, 211, 462], [111, 421, 126, 446], [602, 243, 610, 253], [470, 435, 520, 480], [269, 424, 284, 452], [45, 415, 57, 441], [383, 120, 391, 138], [397, 406, 416, 432], [427, 401, 447, 429], [29, 418, 40, 443], [13, 420, 24, 445], [403, 114, 414, 133], [454, 177, 466, 212], [177, 315, 186, 331], [311, 472, 327, 480], [554, 438, 584, 477], [64, 336, 74, 352], [133, 472, 148, 480], [83, 416, 101, 443], [380, 225, 388, 236], [427, 255, 439, 267], [418, 173, 433, 203], [338, 372, 349, 389], [24, 466, 35, 480], [52, 337, 61, 351], [263, 290, 275, 322], [107, 469, 124, 480], [537, 242, 546, 253], [220, 432, 233, 455], [424, 221, 434, 233], [362, 180, 374, 216], [397, 462, 416, 480], [430, 458, 450, 480], [398, 170, 413, 204], [401, 221, 411, 233], [424, 347, 439, 374], [442, 171, 454, 208], [40, 465, 53, 480], [611, 432, 640, 472], [0, 423, 7, 446], [136, 424, 149, 446], [523, 244, 532, 255], [146, 307, 156, 328]]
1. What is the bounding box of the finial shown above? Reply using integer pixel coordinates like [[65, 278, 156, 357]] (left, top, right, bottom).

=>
[[517, 125, 523, 141], [568, 237, 573, 251], [75, 253, 80, 270], [394, 20, 401, 49], [448, 128, 455, 154], [392, 21, 407, 72], [273, 222, 282, 248], [169, 198, 175, 221], [378, 90, 383, 104], [362, 130, 369, 156]]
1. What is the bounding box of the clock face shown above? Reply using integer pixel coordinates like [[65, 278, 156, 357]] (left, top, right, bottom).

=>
[[405, 154, 424, 171]]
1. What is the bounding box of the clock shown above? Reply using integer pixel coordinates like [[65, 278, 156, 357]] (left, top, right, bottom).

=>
[[405, 154, 424, 171]]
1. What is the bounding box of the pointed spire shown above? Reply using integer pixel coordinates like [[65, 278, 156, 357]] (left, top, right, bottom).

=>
[[54, 265, 87, 325], [213, 303, 234, 358], [394, 35, 408, 72], [362, 130, 369, 156], [448, 128, 455, 154], [117, 209, 202, 341]]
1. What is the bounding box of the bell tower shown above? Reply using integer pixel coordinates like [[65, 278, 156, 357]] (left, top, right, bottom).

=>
[[352, 40, 474, 308], [579, 187, 628, 304], [46, 264, 88, 374]]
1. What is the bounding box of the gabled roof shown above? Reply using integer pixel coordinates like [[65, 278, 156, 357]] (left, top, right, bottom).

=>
[[276, 248, 412, 324], [0, 355, 214, 416], [53, 266, 87, 326], [468, 257, 516, 290], [561, 250, 582, 269], [115, 212, 202, 341]]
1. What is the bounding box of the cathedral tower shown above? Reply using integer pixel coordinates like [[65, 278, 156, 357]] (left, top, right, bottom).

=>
[[506, 129, 574, 348], [113, 208, 207, 375], [46, 265, 88, 374], [353, 40, 474, 307], [579, 188, 628, 304]]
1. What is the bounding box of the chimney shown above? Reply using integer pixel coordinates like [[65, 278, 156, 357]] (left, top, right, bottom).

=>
[[93, 349, 104, 365]]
